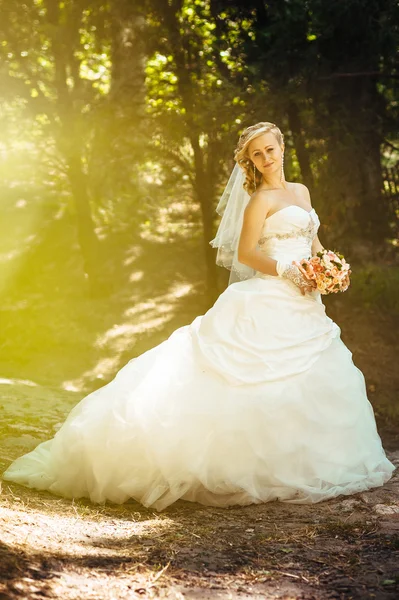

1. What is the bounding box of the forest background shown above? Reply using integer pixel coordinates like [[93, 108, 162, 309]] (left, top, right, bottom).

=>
[[0, 0, 398, 436]]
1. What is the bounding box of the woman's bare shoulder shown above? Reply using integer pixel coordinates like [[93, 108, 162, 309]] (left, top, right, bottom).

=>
[[248, 187, 280, 206], [244, 189, 271, 219], [289, 181, 311, 199]]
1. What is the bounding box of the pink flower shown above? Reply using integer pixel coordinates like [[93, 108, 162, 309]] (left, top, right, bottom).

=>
[[298, 249, 351, 295]]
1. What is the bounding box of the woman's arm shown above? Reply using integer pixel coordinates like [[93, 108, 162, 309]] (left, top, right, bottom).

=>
[[237, 193, 279, 276], [312, 234, 325, 254], [237, 187, 319, 293]]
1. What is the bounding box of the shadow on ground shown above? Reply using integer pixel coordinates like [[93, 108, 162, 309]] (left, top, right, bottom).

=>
[[1, 465, 399, 599]]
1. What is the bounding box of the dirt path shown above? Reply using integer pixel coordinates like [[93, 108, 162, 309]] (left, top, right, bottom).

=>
[[1, 464, 399, 600], [1, 382, 399, 600]]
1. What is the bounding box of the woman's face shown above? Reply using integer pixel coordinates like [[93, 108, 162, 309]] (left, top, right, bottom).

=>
[[247, 131, 284, 180]]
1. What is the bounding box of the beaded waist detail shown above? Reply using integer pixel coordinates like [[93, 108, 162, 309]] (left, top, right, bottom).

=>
[[258, 215, 318, 248]]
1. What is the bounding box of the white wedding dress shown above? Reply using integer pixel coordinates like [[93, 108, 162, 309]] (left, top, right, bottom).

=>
[[3, 205, 395, 510]]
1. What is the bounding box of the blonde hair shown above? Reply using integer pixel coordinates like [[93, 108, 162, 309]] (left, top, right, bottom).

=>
[[234, 122, 284, 195]]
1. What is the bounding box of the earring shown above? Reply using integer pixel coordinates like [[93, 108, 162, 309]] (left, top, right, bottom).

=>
[[253, 163, 257, 189], [281, 153, 284, 182]]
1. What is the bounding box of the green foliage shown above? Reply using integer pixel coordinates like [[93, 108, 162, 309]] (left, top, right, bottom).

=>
[[0, 0, 397, 295]]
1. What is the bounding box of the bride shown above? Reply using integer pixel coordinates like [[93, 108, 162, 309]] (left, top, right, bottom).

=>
[[2, 122, 395, 511]]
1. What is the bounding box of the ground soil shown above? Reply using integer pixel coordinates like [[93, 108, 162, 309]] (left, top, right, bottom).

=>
[[0, 455, 398, 600]]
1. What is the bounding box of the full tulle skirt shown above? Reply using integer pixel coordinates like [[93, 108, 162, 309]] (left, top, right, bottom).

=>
[[3, 275, 395, 510]]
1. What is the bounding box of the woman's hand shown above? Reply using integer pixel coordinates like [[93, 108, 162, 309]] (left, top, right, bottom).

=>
[[280, 264, 317, 295], [300, 274, 318, 295]]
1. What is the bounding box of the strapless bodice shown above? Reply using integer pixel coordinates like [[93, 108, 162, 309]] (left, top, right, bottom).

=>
[[253, 205, 320, 282], [257, 205, 320, 263]]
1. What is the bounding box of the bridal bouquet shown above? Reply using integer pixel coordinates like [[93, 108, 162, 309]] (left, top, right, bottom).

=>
[[293, 249, 351, 295]]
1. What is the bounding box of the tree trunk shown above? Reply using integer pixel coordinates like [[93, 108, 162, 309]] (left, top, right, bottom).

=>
[[45, 0, 101, 288], [287, 101, 315, 191], [110, 2, 146, 114], [321, 76, 390, 249], [67, 155, 101, 287], [159, 1, 219, 300], [191, 135, 219, 301], [354, 79, 390, 242]]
